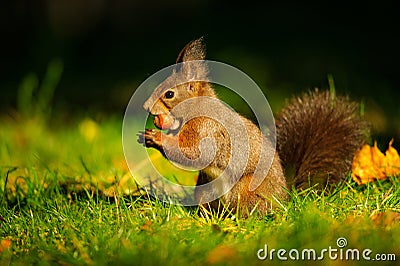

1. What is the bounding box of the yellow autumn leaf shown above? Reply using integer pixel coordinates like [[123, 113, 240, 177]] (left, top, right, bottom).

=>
[[370, 141, 387, 180], [352, 143, 383, 185], [206, 245, 238, 265], [351, 140, 400, 185], [0, 239, 11, 253], [385, 139, 400, 176]]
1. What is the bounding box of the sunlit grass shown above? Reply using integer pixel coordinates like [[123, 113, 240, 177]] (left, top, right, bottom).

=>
[[0, 113, 399, 265]]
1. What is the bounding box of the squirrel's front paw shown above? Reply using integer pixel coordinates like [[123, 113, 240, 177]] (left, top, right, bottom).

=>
[[137, 129, 162, 148]]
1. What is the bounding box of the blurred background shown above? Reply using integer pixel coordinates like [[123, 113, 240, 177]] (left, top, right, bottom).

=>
[[1, 0, 399, 142]]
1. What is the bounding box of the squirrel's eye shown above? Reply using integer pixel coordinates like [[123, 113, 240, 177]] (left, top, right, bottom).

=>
[[164, 90, 175, 99]]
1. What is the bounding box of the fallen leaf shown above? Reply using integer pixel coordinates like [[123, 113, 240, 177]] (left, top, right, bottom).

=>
[[385, 140, 400, 176], [206, 245, 237, 265], [370, 142, 388, 179], [371, 211, 400, 229], [140, 221, 153, 233], [0, 239, 11, 253], [351, 140, 400, 185], [351, 142, 385, 185]]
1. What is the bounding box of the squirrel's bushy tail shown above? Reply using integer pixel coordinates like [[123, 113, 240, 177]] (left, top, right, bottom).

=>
[[276, 89, 369, 189]]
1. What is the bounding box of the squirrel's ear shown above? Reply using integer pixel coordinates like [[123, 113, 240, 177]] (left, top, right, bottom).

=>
[[176, 37, 208, 81], [176, 37, 206, 63]]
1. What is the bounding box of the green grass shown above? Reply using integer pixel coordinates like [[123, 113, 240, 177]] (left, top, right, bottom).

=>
[[1, 114, 399, 265]]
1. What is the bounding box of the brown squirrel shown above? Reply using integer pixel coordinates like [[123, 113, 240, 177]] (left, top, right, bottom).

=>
[[138, 37, 369, 217]]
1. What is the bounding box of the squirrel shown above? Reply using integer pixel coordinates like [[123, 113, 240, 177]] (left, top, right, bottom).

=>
[[138, 37, 369, 217]]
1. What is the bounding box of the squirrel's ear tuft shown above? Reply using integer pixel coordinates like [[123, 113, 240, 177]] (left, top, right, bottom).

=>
[[176, 37, 206, 63]]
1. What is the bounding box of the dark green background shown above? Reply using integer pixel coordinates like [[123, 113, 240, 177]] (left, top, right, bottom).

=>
[[1, 1, 399, 140]]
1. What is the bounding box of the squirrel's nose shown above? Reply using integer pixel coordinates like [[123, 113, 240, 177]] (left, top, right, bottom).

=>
[[143, 99, 170, 116]]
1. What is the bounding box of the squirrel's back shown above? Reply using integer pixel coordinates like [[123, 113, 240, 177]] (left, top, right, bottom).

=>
[[276, 89, 369, 189], [139, 37, 371, 216]]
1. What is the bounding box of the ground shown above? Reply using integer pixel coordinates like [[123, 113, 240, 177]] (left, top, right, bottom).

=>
[[0, 115, 399, 265]]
